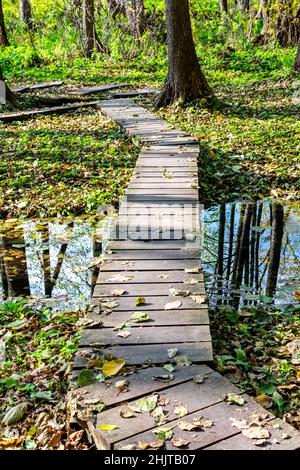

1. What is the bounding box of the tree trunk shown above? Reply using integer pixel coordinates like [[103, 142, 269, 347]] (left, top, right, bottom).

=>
[[294, 41, 300, 72], [239, 0, 250, 12], [0, 0, 9, 47], [266, 203, 284, 298], [0, 66, 14, 105], [83, 0, 96, 57], [20, 0, 32, 29], [156, 0, 211, 107], [125, 0, 146, 38], [219, 0, 228, 14], [275, 0, 299, 46]]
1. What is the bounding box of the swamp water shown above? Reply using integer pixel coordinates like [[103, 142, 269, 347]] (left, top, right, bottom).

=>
[[0, 201, 299, 312]]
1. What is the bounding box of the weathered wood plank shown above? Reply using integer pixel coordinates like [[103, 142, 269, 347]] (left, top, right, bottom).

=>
[[99, 259, 201, 271], [0, 101, 99, 122], [91, 295, 207, 312], [96, 270, 204, 284], [12, 80, 64, 93], [112, 88, 157, 98], [74, 342, 213, 366], [76, 365, 212, 405], [68, 83, 130, 95], [114, 395, 271, 450], [107, 240, 197, 250], [80, 325, 211, 346], [93, 283, 205, 296], [104, 249, 200, 260], [95, 375, 245, 448]]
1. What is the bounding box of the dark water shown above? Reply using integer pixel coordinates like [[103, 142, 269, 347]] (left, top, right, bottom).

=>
[[0, 201, 299, 311], [202, 201, 300, 309]]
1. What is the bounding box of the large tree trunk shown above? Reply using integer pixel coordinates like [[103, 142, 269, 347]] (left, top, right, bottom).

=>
[[20, 0, 32, 29], [0, 66, 14, 105], [294, 41, 300, 72], [156, 0, 211, 107], [83, 0, 96, 57], [0, 0, 9, 46], [266, 204, 284, 298]]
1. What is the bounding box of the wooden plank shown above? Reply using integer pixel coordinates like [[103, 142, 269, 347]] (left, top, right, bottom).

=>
[[99, 259, 201, 271], [112, 88, 157, 98], [104, 249, 200, 260], [96, 374, 245, 449], [11, 80, 63, 93], [91, 295, 207, 312], [128, 183, 197, 189], [205, 420, 300, 451], [68, 83, 130, 95], [0, 101, 99, 122], [96, 270, 204, 284], [93, 283, 205, 296], [87, 309, 209, 327], [79, 325, 211, 346], [113, 395, 271, 450], [76, 365, 213, 407], [107, 240, 196, 250], [74, 342, 213, 366]]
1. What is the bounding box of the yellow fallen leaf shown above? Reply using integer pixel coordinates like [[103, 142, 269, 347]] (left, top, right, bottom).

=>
[[102, 359, 125, 378], [97, 424, 119, 431]]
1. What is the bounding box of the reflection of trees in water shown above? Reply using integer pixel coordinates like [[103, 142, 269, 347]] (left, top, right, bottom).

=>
[[0, 220, 102, 310], [203, 201, 300, 308]]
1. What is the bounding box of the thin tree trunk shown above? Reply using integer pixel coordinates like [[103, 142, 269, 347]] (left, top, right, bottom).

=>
[[219, 0, 228, 14], [294, 41, 300, 72], [226, 204, 235, 282], [0, 0, 9, 47], [266, 203, 284, 298], [217, 205, 226, 304], [255, 202, 263, 291], [234, 204, 254, 290], [2, 226, 30, 297], [0, 66, 14, 105], [20, 0, 32, 29], [125, 0, 146, 38], [275, 0, 299, 46], [83, 0, 96, 57], [156, 0, 211, 107]]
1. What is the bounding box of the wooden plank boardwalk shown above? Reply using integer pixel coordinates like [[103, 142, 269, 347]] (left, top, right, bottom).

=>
[[72, 97, 300, 450]]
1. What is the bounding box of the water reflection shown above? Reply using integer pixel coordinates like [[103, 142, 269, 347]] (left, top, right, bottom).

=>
[[202, 201, 300, 309], [0, 218, 110, 311]]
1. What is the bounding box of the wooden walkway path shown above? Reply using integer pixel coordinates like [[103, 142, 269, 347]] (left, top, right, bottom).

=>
[[73, 98, 300, 450]]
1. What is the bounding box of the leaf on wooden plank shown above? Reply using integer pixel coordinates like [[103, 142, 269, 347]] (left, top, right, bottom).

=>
[[242, 425, 270, 440], [111, 289, 127, 296], [135, 296, 146, 306], [116, 330, 132, 339], [151, 406, 167, 425], [230, 418, 249, 429], [97, 424, 119, 431], [108, 274, 134, 282], [163, 364, 175, 373], [138, 440, 163, 450], [120, 407, 136, 419], [167, 348, 178, 358], [113, 322, 131, 331], [169, 288, 190, 297], [164, 300, 182, 310], [157, 274, 169, 279], [184, 278, 200, 285], [127, 404, 142, 414], [171, 438, 190, 448], [174, 405, 188, 418], [225, 393, 245, 406], [153, 427, 173, 441], [77, 369, 96, 387], [102, 359, 126, 378], [175, 356, 192, 366], [115, 379, 129, 392], [1, 402, 28, 426], [158, 396, 170, 406], [177, 421, 198, 431], [191, 295, 207, 304], [129, 312, 149, 323], [153, 373, 174, 383], [185, 268, 199, 273], [100, 299, 119, 309], [193, 374, 207, 384], [193, 416, 214, 428], [136, 395, 158, 412]]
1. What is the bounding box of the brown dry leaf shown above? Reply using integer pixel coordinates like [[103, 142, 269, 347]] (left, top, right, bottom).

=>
[[191, 295, 207, 304], [0, 438, 23, 447], [193, 416, 214, 428], [184, 278, 199, 285], [171, 438, 190, 448], [174, 405, 188, 418], [177, 421, 198, 431], [111, 289, 126, 296], [242, 425, 270, 440], [169, 288, 190, 297], [158, 396, 170, 406], [254, 394, 273, 409], [120, 444, 137, 450], [184, 268, 199, 273], [120, 407, 136, 419], [115, 379, 129, 392], [47, 431, 62, 448], [66, 430, 84, 448], [116, 330, 132, 339], [231, 418, 249, 429], [164, 300, 182, 310]]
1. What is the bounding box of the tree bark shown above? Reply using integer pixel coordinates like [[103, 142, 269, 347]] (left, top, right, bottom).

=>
[[275, 0, 299, 46], [83, 0, 96, 57], [0, 0, 9, 46], [219, 0, 228, 14], [239, 0, 250, 12], [266, 203, 284, 299], [156, 0, 211, 107], [125, 0, 146, 38], [294, 41, 300, 72], [0, 66, 14, 105], [20, 0, 32, 29]]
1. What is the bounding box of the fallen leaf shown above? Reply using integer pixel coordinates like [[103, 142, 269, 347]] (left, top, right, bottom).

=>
[[193, 416, 214, 428], [108, 274, 133, 282], [175, 356, 192, 366], [120, 407, 136, 419], [116, 330, 132, 339], [153, 373, 174, 382], [225, 393, 245, 406], [169, 288, 190, 297], [129, 312, 149, 323], [135, 297, 146, 306], [171, 438, 190, 448], [0, 438, 23, 447], [185, 268, 199, 273], [137, 395, 158, 412], [102, 359, 125, 378], [167, 348, 178, 358], [242, 425, 270, 440], [231, 418, 249, 429], [1, 402, 28, 425], [194, 375, 207, 384], [100, 300, 119, 309], [164, 300, 182, 310], [120, 444, 137, 450], [153, 427, 173, 441], [174, 405, 188, 417], [77, 369, 96, 387], [191, 295, 207, 304], [111, 289, 126, 296], [184, 278, 200, 285], [115, 380, 129, 392], [177, 421, 198, 431], [164, 364, 175, 373], [97, 424, 119, 431]]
